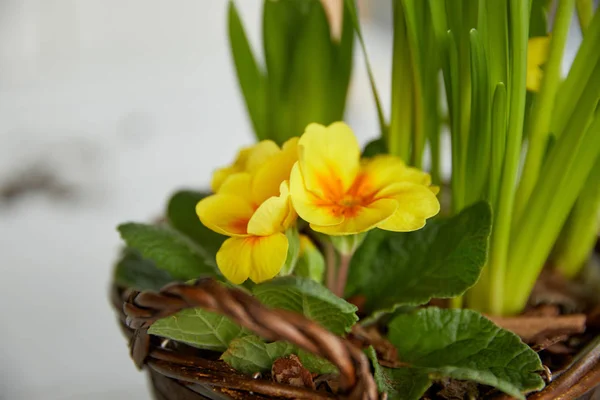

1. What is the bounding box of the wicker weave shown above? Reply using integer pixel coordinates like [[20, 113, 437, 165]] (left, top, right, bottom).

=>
[[114, 277, 378, 400]]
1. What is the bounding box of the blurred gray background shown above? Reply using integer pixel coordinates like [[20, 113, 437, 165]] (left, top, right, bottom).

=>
[[0, 1, 582, 399]]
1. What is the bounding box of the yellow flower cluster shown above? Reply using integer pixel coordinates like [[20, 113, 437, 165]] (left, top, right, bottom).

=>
[[197, 122, 440, 284]]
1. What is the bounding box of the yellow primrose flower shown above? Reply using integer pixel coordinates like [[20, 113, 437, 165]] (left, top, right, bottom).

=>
[[527, 36, 550, 92], [289, 122, 440, 235], [197, 138, 298, 284]]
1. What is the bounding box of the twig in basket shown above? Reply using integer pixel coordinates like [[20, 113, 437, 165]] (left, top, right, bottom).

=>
[[487, 314, 586, 343], [529, 336, 600, 400]]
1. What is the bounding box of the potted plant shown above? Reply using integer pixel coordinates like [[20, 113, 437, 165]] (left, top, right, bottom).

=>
[[112, 0, 600, 399]]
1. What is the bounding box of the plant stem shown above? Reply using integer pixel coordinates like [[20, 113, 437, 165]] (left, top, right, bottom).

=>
[[334, 253, 353, 298], [553, 156, 600, 278], [514, 0, 574, 225], [576, 0, 593, 34], [325, 242, 337, 293], [486, 0, 529, 316], [529, 336, 600, 400]]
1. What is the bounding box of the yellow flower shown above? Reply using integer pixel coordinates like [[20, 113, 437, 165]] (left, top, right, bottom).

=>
[[527, 36, 550, 92], [289, 122, 440, 235], [197, 138, 298, 284]]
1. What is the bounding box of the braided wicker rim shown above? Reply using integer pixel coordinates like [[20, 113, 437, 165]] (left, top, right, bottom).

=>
[[118, 277, 378, 400]]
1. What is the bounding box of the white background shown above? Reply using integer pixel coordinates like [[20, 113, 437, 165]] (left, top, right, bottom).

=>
[[0, 1, 582, 399]]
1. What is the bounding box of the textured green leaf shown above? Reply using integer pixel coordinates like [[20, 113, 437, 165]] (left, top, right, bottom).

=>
[[366, 346, 431, 400], [294, 235, 325, 283], [347, 201, 492, 317], [252, 276, 358, 335], [149, 307, 244, 352], [118, 223, 216, 281], [222, 335, 335, 375], [228, 1, 268, 140], [222, 335, 295, 374], [388, 308, 545, 399], [166, 190, 226, 261], [113, 248, 173, 291]]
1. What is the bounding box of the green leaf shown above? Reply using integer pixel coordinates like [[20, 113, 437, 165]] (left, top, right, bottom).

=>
[[347, 201, 492, 317], [149, 307, 244, 352], [296, 349, 336, 374], [222, 335, 295, 374], [362, 138, 388, 157], [366, 346, 431, 400], [344, 0, 387, 137], [167, 190, 226, 261], [329, 2, 355, 122], [279, 227, 300, 276], [287, 0, 334, 135], [228, 1, 268, 140], [222, 335, 336, 375], [388, 308, 545, 399], [113, 248, 174, 291], [294, 235, 325, 283], [252, 276, 358, 335], [529, 0, 551, 37], [118, 223, 217, 281]]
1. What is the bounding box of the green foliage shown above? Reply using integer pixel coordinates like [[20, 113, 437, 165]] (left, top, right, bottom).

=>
[[294, 237, 325, 283], [118, 223, 217, 281], [229, 0, 354, 144], [366, 347, 431, 400], [149, 307, 245, 351], [252, 276, 358, 334], [222, 335, 295, 373], [387, 308, 544, 399], [222, 335, 335, 374], [347, 202, 491, 318], [113, 248, 173, 291], [228, 2, 268, 140], [166, 190, 226, 260]]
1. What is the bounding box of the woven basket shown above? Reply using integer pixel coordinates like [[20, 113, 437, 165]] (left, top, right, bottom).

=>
[[111, 278, 377, 400]]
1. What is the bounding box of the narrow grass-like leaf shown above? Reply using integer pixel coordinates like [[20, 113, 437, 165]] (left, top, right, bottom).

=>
[[288, 1, 334, 137], [514, 0, 574, 224], [486, 0, 529, 315], [488, 83, 507, 209], [505, 103, 600, 314], [389, 0, 414, 161], [576, 0, 593, 33], [329, 2, 355, 121], [228, 1, 268, 140], [344, 0, 387, 137], [553, 156, 600, 278], [465, 29, 491, 206], [551, 9, 600, 137]]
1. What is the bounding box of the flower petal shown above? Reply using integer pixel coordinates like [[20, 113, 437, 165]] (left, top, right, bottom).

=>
[[247, 233, 289, 283], [245, 140, 280, 173], [527, 36, 550, 92], [376, 182, 440, 232], [251, 137, 299, 204], [218, 172, 253, 199], [247, 195, 288, 236], [289, 163, 344, 227], [311, 198, 398, 236], [216, 234, 289, 284], [196, 194, 253, 236], [297, 122, 360, 199], [211, 147, 252, 192]]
